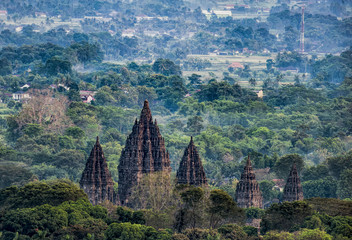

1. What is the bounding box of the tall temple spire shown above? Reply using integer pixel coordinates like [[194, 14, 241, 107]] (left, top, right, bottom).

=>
[[235, 156, 263, 208], [118, 100, 171, 205], [283, 163, 304, 202], [80, 137, 117, 205], [176, 137, 207, 186]]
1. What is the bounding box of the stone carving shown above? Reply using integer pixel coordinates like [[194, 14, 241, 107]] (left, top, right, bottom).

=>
[[235, 156, 263, 208], [176, 137, 207, 186], [80, 136, 117, 205], [283, 163, 304, 202], [118, 100, 171, 205]]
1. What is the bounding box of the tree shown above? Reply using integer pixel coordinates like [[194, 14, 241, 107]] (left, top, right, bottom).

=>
[[152, 58, 181, 76], [249, 78, 256, 87], [0, 164, 35, 189], [327, 151, 352, 179], [43, 56, 72, 75], [217, 224, 248, 240], [297, 229, 332, 240], [274, 154, 304, 179], [136, 86, 157, 106], [105, 222, 171, 240], [283, 26, 298, 51], [187, 116, 204, 135], [259, 180, 278, 202], [0, 57, 12, 75], [263, 231, 294, 240], [174, 186, 205, 231], [188, 74, 202, 85], [129, 172, 177, 212], [70, 42, 103, 64], [12, 90, 73, 135], [0, 180, 87, 209], [294, 75, 301, 85], [116, 206, 146, 225], [207, 189, 245, 228], [302, 177, 337, 198], [337, 169, 352, 200], [196, 81, 257, 102], [261, 201, 313, 234], [2, 204, 68, 236], [266, 59, 274, 72]]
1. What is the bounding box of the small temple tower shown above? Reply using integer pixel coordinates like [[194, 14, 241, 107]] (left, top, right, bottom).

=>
[[235, 156, 263, 208], [118, 100, 171, 205], [80, 137, 117, 205], [283, 163, 304, 202], [176, 137, 207, 186]]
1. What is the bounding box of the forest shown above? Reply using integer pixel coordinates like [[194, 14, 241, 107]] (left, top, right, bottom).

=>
[[0, 0, 352, 239]]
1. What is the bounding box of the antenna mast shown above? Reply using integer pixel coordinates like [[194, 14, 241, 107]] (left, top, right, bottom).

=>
[[300, 6, 305, 54]]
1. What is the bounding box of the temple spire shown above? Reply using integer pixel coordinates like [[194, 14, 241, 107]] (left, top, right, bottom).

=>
[[283, 163, 304, 202], [80, 137, 117, 205], [140, 100, 152, 123], [235, 156, 263, 208], [118, 101, 171, 206], [176, 137, 207, 186]]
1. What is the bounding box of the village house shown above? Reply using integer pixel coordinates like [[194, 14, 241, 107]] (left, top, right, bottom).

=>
[[12, 91, 30, 101], [35, 12, 47, 18], [228, 62, 244, 69], [80, 90, 96, 103], [0, 10, 8, 17], [20, 84, 30, 90]]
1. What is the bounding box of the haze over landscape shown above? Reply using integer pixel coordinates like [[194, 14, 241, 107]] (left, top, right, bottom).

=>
[[0, 0, 351, 239]]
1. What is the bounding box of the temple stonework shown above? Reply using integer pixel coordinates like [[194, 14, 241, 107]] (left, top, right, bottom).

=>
[[80, 137, 117, 205], [235, 156, 263, 208], [118, 100, 171, 205], [176, 137, 207, 186], [283, 163, 304, 202]]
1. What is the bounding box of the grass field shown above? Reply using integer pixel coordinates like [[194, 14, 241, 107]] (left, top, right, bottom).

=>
[[182, 53, 312, 90]]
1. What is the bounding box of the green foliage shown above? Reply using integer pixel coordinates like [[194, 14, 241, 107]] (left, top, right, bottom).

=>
[[0, 164, 34, 189], [196, 81, 257, 103], [152, 59, 181, 76], [274, 154, 304, 179], [263, 231, 294, 240], [327, 151, 352, 179], [182, 228, 220, 240], [245, 207, 265, 219], [243, 226, 257, 237], [305, 198, 352, 217], [43, 57, 72, 76], [217, 224, 247, 240], [338, 169, 352, 199], [207, 189, 245, 228], [259, 180, 278, 202], [0, 180, 87, 209], [302, 177, 338, 198], [105, 222, 171, 240], [297, 228, 333, 240], [2, 204, 68, 236], [116, 206, 146, 225], [261, 201, 314, 234]]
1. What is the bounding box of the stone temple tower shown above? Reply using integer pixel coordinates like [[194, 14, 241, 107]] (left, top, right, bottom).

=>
[[235, 156, 263, 208], [283, 163, 304, 202], [118, 100, 171, 205], [80, 137, 117, 205], [176, 137, 207, 186]]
